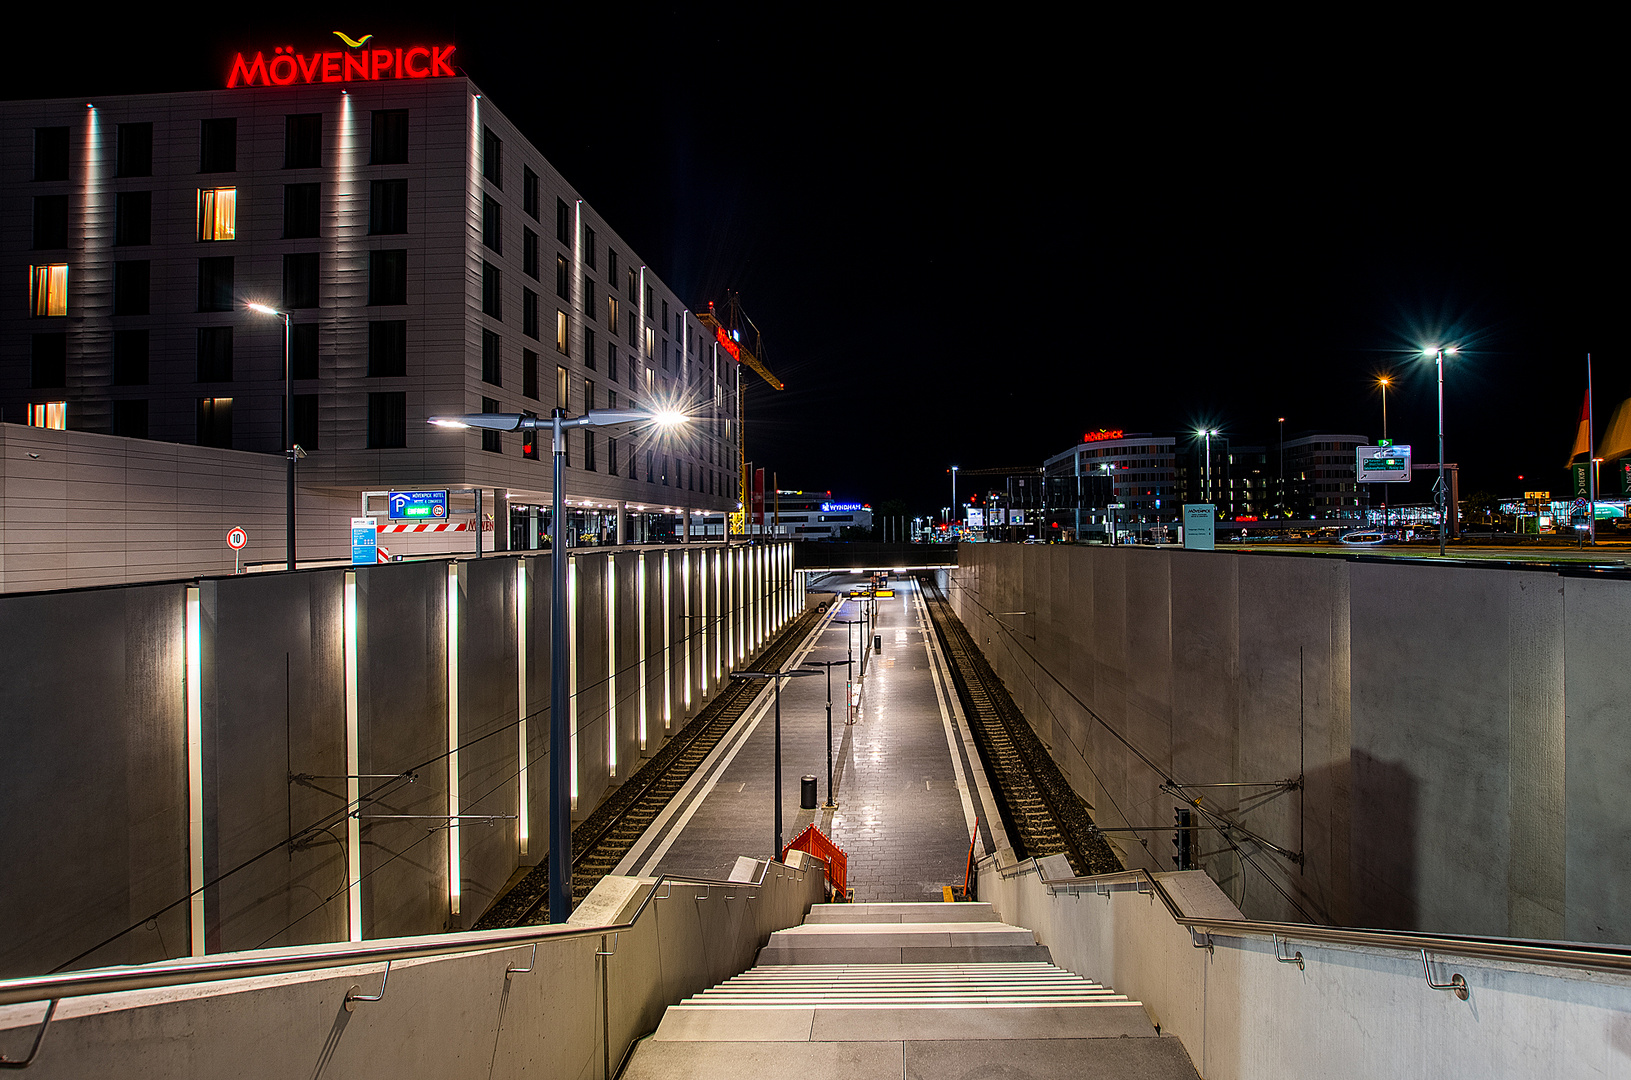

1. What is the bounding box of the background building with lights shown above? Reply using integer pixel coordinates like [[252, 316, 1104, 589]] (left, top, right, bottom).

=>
[[1, 51, 740, 586]]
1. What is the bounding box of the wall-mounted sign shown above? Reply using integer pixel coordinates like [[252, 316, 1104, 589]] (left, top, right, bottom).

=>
[[1183, 504, 1216, 551], [713, 325, 741, 363], [821, 502, 866, 512], [351, 517, 378, 566], [229, 36, 456, 88], [1356, 445, 1412, 482], [1083, 429, 1125, 443], [388, 490, 449, 520]]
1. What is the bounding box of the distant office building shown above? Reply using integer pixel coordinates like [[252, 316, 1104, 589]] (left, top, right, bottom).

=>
[[1, 41, 739, 552], [1282, 433, 1367, 521], [1187, 438, 1271, 522], [700, 492, 871, 539], [1043, 431, 1179, 541]]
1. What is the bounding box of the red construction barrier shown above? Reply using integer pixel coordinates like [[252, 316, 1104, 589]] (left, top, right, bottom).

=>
[[782, 824, 848, 900]]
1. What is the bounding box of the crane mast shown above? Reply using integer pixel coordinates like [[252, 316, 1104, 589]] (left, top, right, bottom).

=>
[[696, 294, 781, 538]]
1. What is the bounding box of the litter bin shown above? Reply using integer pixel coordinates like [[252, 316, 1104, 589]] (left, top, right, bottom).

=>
[[800, 775, 818, 810], [873, 634, 882, 653]]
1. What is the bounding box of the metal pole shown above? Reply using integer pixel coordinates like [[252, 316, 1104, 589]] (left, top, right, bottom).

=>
[[1588, 353, 1597, 545], [283, 312, 295, 571], [773, 675, 783, 858], [1437, 351, 1447, 557], [824, 666, 833, 806], [548, 409, 571, 923], [1204, 432, 1212, 504]]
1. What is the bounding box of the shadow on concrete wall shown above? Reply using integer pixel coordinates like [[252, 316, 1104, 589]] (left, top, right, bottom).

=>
[[1349, 748, 1417, 930]]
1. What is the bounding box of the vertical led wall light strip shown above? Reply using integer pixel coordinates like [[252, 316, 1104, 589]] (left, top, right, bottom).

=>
[[637, 552, 648, 750], [682, 549, 692, 711], [516, 561, 529, 857], [606, 553, 617, 778], [344, 571, 362, 941], [714, 550, 723, 681], [569, 556, 580, 809], [698, 548, 709, 696], [662, 551, 673, 730], [184, 585, 205, 956], [446, 563, 461, 917], [724, 549, 733, 666]]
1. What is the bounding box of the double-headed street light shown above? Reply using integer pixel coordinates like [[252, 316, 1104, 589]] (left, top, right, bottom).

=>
[[1197, 429, 1219, 503], [247, 303, 296, 570], [1422, 347, 1458, 556], [429, 405, 686, 922], [804, 659, 849, 808], [729, 667, 819, 858]]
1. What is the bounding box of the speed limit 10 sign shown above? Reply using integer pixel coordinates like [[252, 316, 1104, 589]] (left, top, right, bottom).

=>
[[226, 527, 248, 550]]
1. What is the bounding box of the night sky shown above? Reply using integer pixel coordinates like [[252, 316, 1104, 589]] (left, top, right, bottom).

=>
[[9, 12, 1617, 515]]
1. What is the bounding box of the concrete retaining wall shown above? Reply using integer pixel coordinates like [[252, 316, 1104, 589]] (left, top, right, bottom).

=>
[[0, 543, 794, 977], [949, 543, 1631, 942]]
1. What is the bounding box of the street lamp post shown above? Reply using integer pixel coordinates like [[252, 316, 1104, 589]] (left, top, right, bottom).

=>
[[804, 659, 848, 807], [833, 617, 861, 722], [429, 405, 686, 922], [1102, 462, 1116, 545], [1376, 378, 1391, 534], [1424, 347, 1458, 556], [729, 667, 818, 858], [247, 303, 296, 570], [1198, 429, 1218, 503], [950, 466, 959, 532]]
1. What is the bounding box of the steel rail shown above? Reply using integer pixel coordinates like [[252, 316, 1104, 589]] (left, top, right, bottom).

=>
[[0, 861, 804, 1009]]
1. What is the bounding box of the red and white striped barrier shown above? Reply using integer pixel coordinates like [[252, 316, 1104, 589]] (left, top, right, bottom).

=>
[[378, 522, 469, 533]]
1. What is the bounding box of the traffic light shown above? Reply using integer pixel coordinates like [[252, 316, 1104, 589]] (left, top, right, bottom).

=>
[[1173, 807, 1192, 871]]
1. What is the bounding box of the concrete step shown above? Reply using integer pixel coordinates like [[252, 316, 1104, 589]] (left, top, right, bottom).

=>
[[690, 961, 1121, 1006], [804, 901, 996, 923], [755, 920, 1051, 965], [654, 1002, 1154, 1042]]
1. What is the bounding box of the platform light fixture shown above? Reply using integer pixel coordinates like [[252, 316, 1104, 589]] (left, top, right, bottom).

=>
[[1422, 347, 1458, 556], [247, 302, 297, 570]]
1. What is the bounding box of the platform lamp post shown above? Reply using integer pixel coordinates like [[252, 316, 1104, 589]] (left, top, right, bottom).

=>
[[247, 303, 296, 570], [833, 617, 862, 722], [1422, 347, 1458, 556], [950, 465, 959, 532], [429, 405, 687, 923], [1197, 428, 1219, 504], [729, 667, 819, 858], [804, 659, 848, 807]]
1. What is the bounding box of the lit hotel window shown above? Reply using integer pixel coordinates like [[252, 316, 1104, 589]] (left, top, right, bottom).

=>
[[28, 402, 67, 429], [197, 187, 237, 241], [557, 310, 568, 354], [29, 264, 68, 317]]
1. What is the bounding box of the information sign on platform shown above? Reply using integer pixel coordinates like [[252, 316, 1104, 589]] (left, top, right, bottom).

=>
[[351, 517, 378, 565], [1356, 445, 1412, 482], [1183, 505, 1216, 551], [388, 490, 449, 520]]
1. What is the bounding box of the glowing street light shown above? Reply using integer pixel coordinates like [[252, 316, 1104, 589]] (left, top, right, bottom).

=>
[[247, 303, 297, 570], [1376, 375, 1393, 441], [1422, 347, 1458, 556], [1196, 429, 1219, 503], [428, 406, 686, 922]]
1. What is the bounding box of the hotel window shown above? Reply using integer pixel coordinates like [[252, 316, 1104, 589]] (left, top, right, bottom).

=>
[[645, 326, 655, 359], [627, 311, 637, 347], [284, 114, 322, 169], [584, 430, 596, 471], [34, 127, 68, 181], [646, 284, 654, 312], [555, 253, 568, 298], [630, 356, 638, 387], [199, 118, 236, 173], [197, 256, 233, 311], [523, 166, 539, 219], [627, 268, 637, 302], [31, 334, 66, 387], [524, 229, 539, 278], [661, 299, 669, 328], [116, 123, 153, 178], [284, 183, 320, 239], [522, 349, 539, 399], [113, 329, 148, 385], [27, 403, 68, 430], [522, 289, 538, 338], [608, 249, 618, 286], [583, 277, 595, 317], [197, 327, 233, 382], [371, 180, 407, 234], [197, 187, 237, 241], [292, 323, 318, 379], [30, 264, 68, 317], [33, 195, 68, 250], [112, 400, 148, 439], [583, 225, 596, 268], [556, 198, 570, 244], [482, 329, 502, 386], [482, 195, 502, 253], [660, 338, 669, 371], [477, 263, 503, 321], [607, 296, 618, 333], [369, 392, 407, 448], [482, 127, 502, 188], [481, 397, 502, 453], [607, 343, 618, 382], [368, 321, 407, 377], [371, 109, 408, 165], [556, 365, 569, 408], [113, 261, 150, 316], [197, 397, 232, 448], [585, 379, 595, 411], [368, 250, 407, 305], [584, 327, 596, 370], [116, 191, 151, 246], [283, 253, 319, 309]]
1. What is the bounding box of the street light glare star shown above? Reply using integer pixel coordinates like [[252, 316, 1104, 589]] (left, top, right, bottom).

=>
[[429, 417, 471, 429], [247, 302, 279, 315]]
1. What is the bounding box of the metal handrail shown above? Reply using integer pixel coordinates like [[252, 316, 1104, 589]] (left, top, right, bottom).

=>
[[0, 862, 801, 1009], [982, 855, 1631, 977]]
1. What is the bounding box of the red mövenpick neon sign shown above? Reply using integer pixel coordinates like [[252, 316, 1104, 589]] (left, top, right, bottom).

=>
[[228, 43, 456, 88], [1083, 429, 1125, 443]]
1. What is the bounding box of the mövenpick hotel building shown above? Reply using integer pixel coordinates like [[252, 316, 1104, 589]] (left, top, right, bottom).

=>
[[1, 36, 741, 558]]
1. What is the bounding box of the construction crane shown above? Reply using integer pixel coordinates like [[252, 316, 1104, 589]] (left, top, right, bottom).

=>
[[695, 293, 781, 537]]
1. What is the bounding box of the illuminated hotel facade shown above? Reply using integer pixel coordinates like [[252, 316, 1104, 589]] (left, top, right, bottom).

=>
[[1, 47, 741, 550]]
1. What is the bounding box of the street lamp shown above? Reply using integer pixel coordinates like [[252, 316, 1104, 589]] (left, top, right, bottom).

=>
[[428, 405, 686, 922], [247, 303, 296, 571], [1197, 429, 1219, 503], [833, 617, 862, 719], [1376, 378, 1392, 535], [950, 466, 959, 531], [1422, 347, 1458, 556], [729, 667, 818, 857], [804, 659, 848, 807], [1102, 462, 1116, 545]]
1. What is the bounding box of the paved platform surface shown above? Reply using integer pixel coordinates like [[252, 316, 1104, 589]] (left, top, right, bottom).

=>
[[617, 574, 1000, 901]]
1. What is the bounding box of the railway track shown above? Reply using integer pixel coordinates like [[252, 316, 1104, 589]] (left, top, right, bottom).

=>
[[475, 604, 825, 928], [917, 575, 1120, 876]]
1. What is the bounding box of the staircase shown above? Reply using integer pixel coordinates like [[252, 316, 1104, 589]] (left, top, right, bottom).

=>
[[622, 902, 1199, 1079]]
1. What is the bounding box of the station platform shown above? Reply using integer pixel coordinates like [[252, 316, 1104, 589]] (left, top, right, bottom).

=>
[[613, 573, 1006, 901]]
